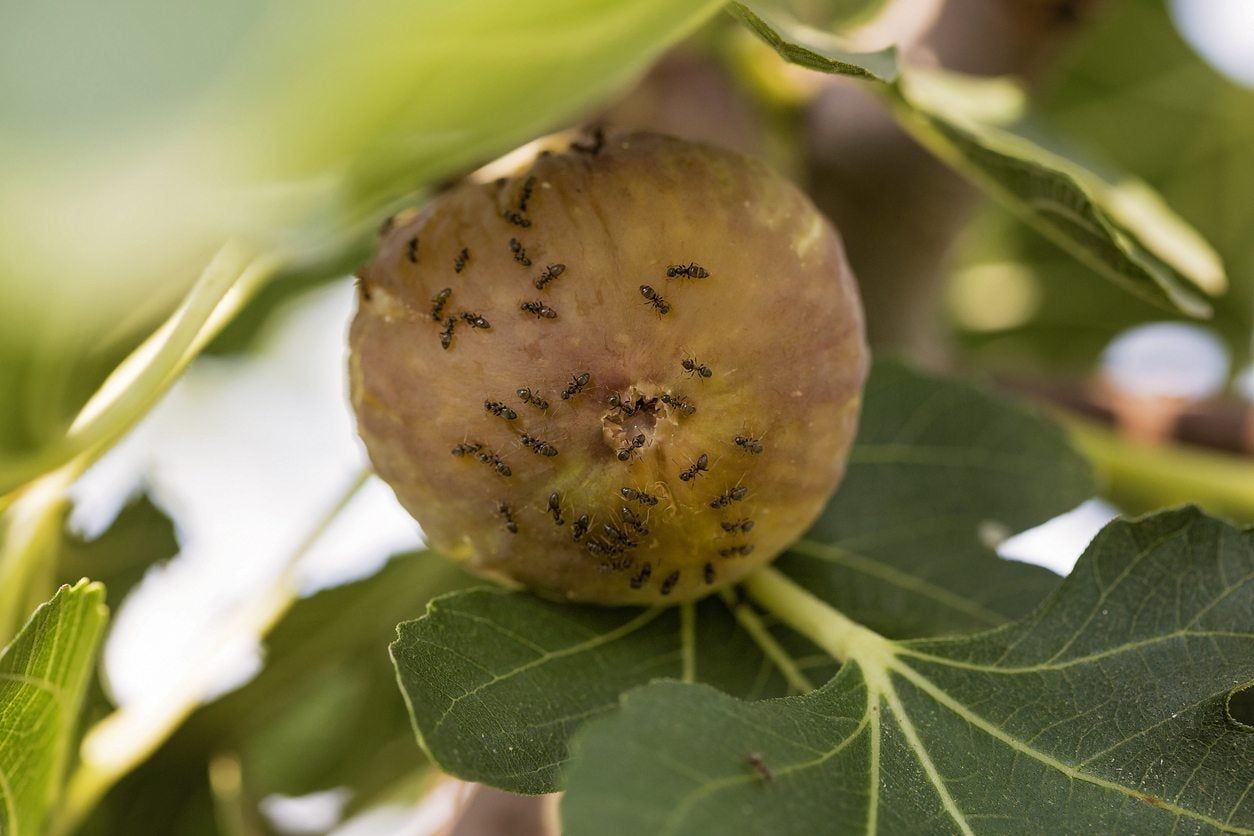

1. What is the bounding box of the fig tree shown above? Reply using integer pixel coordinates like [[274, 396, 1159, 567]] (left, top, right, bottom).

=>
[[350, 131, 867, 605]]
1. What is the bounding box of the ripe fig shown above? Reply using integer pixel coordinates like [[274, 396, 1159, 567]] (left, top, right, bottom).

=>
[[349, 131, 867, 605]]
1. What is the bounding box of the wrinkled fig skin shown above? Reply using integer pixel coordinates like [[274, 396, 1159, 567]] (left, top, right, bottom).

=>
[[350, 132, 867, 605]]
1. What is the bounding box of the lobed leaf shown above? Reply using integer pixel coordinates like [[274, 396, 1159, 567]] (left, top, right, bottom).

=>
[[561, 507, 1254, 834], [0, 581, 108, 836]]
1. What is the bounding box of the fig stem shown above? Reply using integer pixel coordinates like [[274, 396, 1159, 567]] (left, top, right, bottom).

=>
[[718, 588, 814, 694], [741, 566, 892, 668]]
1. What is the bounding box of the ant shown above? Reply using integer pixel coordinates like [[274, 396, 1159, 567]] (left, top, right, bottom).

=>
[[660, 392, 695, 416], [659, 570, 681, 596], [461, 311, 490, 329], [534, 263, 565, 290], [517, 388, 549, 411], [745, 752, 773, 781], [476, 450, 512, 477], [496, 502, 518, 534], [709, 486, 748, 509], [607, 394, 639, 417], [521, 434, 558, 457], [619, 506, 648, 536], [451, 442, 482, 457], [721, 519, 755, 534], [617, 433, 646, 461], [719, 544, 755, 558], [703, 562, 715, 584], [666, 262, 709, 279], [639, 285, 671, 315], [406, 236, 419, 263], [561, 372, 590, 400], [430, 288, 452, 321], [571, 514, 590, 542], [518, 176, 536, 212], [734, 434, 763, 454], [509, 238, 531, 267], [484, 401, 517, 420], [439, 317, 457, 350], [679, 453, 709, 482], [629, 563, 652, 590], [620, 487, 659, 506], [502, 210, 531, 228], [601, 522, 637, 548], [547, 492, 564, 525], [681, 357, 713, 379], [453, 248, 470, 273], [520, 300, 558, 319]]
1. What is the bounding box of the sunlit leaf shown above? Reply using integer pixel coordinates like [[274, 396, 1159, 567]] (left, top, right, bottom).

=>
[[561, 508, 1254, 834], [0, 581, 108, 836]]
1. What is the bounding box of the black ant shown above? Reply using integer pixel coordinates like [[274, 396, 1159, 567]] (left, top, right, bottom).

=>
[[509, 238, 531, 267], [521, 434, 558, 457], [453, 248, 470, 273], [518, 176, 536, 212], [679, 453, 709, 482], [659, 570, 681, 596], [619, 506, 648, 536], [406, 236, 419, 263], [571, 514, 590, 542], [709, 486, 748, 509], [617, 433, 646, 461], [520, 301, 558, 319], [601, 522, 637, 548], [561, 372, 590, 400], [451, 442, 482, 457], [703, 562, 715, 584], [547, 492, 564, 525], [517, 388, 549, 411], [607, 394, 639, 417], [745, 752, 773, 781], [734, 434, 763, 454], [681, 357, 712, 379], [484, 401, 517, 420], [571, 126, 605, 155], [620, 487, 659, 506], [629, 563, 652, 590], [430, 288, 452, 321], [461, 311, 490, 329], [496, 502, 518, 534], [660, 392, 695, 416], [666, 262, 709, 279], [639, 285, 670, 315], [721, 519, 755, 534], [476, 450, 512, 477], [439, 317, 456, 350], [502, 210, 531, 228], [719, 544, 755, 558], [534, 263, 565, 290]]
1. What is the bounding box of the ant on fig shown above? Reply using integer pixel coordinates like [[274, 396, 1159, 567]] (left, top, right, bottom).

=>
[[520, 300, 558, 319], [639, 285, 670, 315], [509, 238, 531, 267], [430, 288, 452, 321], [679, 452, 709, 482], [620, 486, 659, 506], [659, 570, 681, 596], [629, 563, 652, 589], [439, 317, 457, 350], [484, 401, 517, 420], [666, 262, 709, 279], [461, 311, 490, 329], [734, 434, 764, 454], [547, 492, 564, 525], [709, 485, 748, 509], [496, 502, 518, 534], [561, 372, 590, 400], [517, 388, 549, 411], [534, 263, 565, 290], [406, 236, 419, 263], [453, 248, 470, 273], [681, 357, 713, 379], [617, 433, 646, 461], [721, 519, 755, 534]]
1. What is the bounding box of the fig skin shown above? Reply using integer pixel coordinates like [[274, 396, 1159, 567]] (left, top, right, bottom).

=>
[[349, 131, 867, 605]]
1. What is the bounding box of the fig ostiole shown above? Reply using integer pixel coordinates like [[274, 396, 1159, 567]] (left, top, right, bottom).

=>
[[350, 131, 868, 605]]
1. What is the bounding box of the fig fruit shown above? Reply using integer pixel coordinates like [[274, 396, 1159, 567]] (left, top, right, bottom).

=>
[[349, 131, 867, 605]]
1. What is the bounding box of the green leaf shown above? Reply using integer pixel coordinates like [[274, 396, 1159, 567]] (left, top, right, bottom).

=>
[[391, 590, 825, 795], [0, 580, 108, 836], [728, 6, 1225, 317], [781, 359, 1094, 639], [390, 360, 1091, 793], [58, 496, 179, 606], [727, 2, 897, 82], [560, 507, 1254, 835]]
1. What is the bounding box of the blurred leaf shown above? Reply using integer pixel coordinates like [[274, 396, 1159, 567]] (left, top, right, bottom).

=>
[[0, 581, 108, 836], [728, 2, 896, 81], [390, 360, 1090, 794], [58, 496, 179, 605], [731, 7, 1225, 317], [561, 508, 1254, 835], [780, 359, 1093, 639], [0, 0, 726, 492], [75, 552, 470, 836]]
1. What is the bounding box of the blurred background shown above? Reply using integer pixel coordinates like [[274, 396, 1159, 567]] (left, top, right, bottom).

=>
[[3, 0, 1253, 833]]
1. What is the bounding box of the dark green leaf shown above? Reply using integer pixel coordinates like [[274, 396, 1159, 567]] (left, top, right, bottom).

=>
[[0, 580, 108, 836], [561, 508, 1254, 834], [391, 590, 825, 794], [58, 496, 178, 606], [728, 2, 897, 82], [781, 359, 1093, 638]]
